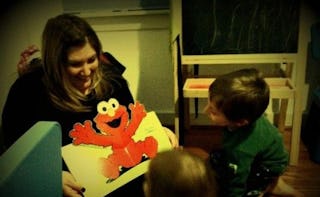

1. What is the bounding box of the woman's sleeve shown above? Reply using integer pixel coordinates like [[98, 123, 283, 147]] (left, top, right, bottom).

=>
[[2, 81, 28, 148], [2, 77, 39, 149]]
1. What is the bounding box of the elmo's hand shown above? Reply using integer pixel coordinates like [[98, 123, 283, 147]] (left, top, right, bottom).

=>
[[129, 101, 146, 122], [69, 120, 96, 145]]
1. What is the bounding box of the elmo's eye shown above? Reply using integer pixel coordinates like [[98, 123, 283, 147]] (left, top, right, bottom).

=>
[[108, 98, 119, 110], [97, 101, 109, 114]]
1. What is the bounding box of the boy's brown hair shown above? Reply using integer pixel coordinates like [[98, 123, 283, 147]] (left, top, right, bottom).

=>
[[209, 68, 270, 123]]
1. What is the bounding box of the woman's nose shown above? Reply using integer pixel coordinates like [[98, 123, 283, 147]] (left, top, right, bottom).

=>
[[81, 64, 92, 76]]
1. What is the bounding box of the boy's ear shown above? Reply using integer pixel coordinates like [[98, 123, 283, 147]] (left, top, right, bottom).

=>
[[234, 119, 249, 127]]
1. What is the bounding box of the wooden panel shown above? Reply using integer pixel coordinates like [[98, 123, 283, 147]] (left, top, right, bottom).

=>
[[182, 54, 297, 65], [183, 77, 295, 99]]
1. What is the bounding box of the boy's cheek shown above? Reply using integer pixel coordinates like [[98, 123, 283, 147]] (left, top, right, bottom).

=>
[[208, 114, 219, 125], [208, 115, 229, 127]]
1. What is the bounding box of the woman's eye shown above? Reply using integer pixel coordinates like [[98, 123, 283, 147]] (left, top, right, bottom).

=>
[[87, 56, 97, 64], [68, 61, 82, 68]]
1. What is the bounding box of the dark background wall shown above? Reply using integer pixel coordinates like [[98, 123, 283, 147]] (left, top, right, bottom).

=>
[[182, 0, 300, 55]]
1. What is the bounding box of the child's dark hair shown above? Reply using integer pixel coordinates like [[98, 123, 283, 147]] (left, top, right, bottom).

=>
[[209, 68, 269, 123]]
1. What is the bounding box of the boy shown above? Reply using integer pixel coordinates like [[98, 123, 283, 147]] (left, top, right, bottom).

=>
[[205, 68, 302, 197], [143, 149, 218, 197]]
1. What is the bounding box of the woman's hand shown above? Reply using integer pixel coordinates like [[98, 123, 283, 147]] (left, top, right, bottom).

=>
[[17, 45, 39, 76], [62, 171, 85, 197], [163, 127, 179, 148]]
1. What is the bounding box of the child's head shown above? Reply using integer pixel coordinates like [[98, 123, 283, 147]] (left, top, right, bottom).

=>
[[144, 149, 217, 197], [205, 68, 269, 128]]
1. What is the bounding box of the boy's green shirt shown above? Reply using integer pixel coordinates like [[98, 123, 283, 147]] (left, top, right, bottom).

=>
[[222, 115, 289, 197]]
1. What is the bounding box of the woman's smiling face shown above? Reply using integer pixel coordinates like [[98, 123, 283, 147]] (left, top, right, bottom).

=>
[[65, 42, 98, 95]]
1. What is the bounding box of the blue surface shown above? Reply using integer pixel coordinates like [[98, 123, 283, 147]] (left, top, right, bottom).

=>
[[0, 121, 62, 197]]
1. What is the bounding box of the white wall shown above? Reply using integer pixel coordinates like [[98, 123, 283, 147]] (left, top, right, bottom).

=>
[[85, 14, 173, 118], [0, 1, 174, 126]]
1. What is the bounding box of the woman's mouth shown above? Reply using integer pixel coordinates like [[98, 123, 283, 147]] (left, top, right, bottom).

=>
[[73, 77, 92, 92]]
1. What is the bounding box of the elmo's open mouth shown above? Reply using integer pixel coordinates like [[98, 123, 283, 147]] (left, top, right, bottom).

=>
[[107, 117, 121, 128]]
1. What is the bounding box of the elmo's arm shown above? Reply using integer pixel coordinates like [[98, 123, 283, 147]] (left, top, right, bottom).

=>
[[126, 101, 146, 136], [69, 120, 114, 147]]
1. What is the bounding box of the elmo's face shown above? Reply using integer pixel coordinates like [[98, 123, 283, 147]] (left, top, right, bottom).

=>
[[94, 98, 129, 136]]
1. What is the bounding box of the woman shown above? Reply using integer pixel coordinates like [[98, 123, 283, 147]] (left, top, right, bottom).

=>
[[2, 14, 178, 197]]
